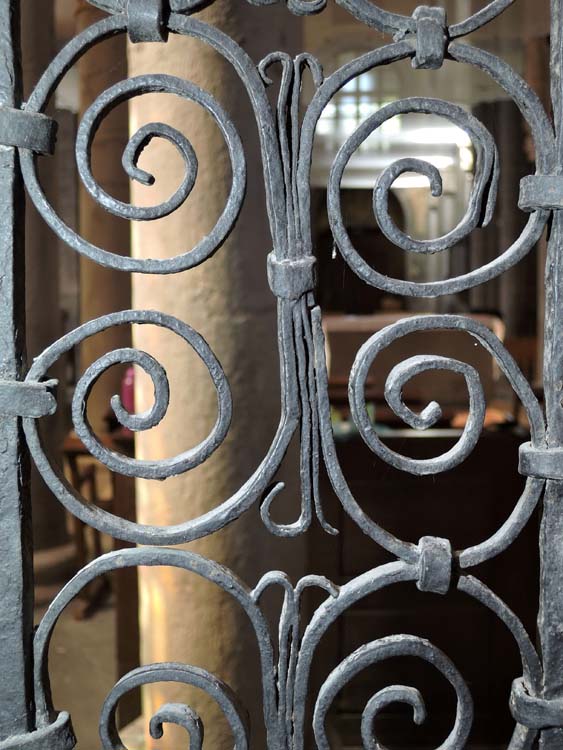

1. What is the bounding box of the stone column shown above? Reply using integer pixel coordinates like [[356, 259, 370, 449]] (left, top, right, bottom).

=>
[[21, 0, 69, 555], [75, 4, 139, 726], [128, 4, 302, 749], [75, 0, 131, 433]]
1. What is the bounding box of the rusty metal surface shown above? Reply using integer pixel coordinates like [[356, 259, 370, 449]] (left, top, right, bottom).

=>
[[0, 0, 562, 747]]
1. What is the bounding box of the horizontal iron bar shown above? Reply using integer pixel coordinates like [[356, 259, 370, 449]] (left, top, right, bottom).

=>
[[0, 379, 57, 418]]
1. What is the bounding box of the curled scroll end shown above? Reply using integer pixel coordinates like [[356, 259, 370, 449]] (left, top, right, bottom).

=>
[[127, 164, 155, 186], [251, 569, 293, 603], [418, 401, 442, 429], [258, 51, 293, 86], [429, 170, 443, 198], [100, 663, 249, 750], [260, 482, 286, 521], [295, 52, 324, 88], [384, 357, 447, 431], [294, 574, 340, 600], [361, 685, 427, 750], [316, 510, 339, 536], [149, 703, 204, 749], [314, 635, 472, 750], [122, 132, 156, 185], [260, 482, 313, 536], [121, 121, 198, 216]]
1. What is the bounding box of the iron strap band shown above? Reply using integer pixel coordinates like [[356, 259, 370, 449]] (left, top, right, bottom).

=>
[[0, 713, 75, 750], [0, 106, 56, 155], [511, 678, 563, 730], [416, 536, 452, 595], [519, 175, 563, 211], [519, 442, 563, 481], [0, 379, 57, 418], [87, 0, 170, 41], [267, 253, 317, 300], [410, 6, 448, 70], [127, 0, 168, 42]]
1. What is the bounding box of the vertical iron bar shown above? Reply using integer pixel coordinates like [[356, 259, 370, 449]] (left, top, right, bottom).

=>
[[0, 0, 34, 740], [539, 1, 563, 746]]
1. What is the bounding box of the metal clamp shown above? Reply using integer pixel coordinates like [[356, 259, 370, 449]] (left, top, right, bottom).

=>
[[127, 0, 168, 43], [519, 175, 563, 211], [0, 107, 56, 155], [416, 536, 452, 595], [0, 379, 57, 418], [510, 677, 563, 729], [411, 6, 448, 70], [267, 253, 317, 300], [519, 442, 563, 481], [0, 712, 75, 749]]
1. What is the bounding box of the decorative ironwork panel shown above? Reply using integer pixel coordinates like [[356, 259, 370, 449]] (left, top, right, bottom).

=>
[[0, 0, 562, 747]]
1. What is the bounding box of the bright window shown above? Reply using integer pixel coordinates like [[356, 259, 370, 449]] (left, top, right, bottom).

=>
[[316, 54, 401, 152]]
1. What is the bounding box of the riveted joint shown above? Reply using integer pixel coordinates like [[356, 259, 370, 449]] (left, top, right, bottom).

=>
[[267, 253, 317, 300], [411, 6, 448, 70], [127, 0, 169, 43], [510, 677, 563, 729], [519, 442, 563, 480], [0, 379, 58, 418], [416, 536, 452, 594], [0, 106, 57, 155]]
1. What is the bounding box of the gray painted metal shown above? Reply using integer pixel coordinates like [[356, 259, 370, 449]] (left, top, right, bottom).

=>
[[0, 0, 35, 742], [0, 0, 561, 747]]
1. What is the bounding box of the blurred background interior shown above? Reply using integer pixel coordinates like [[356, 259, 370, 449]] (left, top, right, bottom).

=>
[[26, 0, 552, 747]]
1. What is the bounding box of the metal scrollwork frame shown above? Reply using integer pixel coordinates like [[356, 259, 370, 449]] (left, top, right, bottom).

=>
[[1, 0, 563, 747]]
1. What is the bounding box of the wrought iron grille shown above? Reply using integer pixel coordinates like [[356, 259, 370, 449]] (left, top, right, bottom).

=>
[[1, 0, 563, 747]]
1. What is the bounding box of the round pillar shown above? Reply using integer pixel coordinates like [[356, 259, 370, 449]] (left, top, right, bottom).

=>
[[128, 3, 303, 748], [76, 0, 131, 434]]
